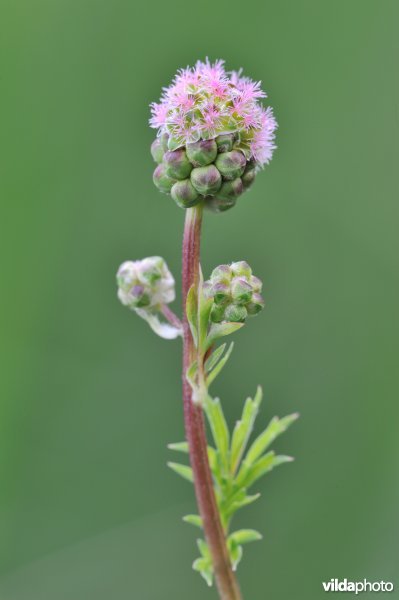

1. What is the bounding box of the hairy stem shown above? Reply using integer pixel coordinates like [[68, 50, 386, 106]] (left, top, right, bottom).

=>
[[182, 205, 242, 600]]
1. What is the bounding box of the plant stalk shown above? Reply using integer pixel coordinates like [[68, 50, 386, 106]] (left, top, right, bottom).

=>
[[182, 205, 242, 600]]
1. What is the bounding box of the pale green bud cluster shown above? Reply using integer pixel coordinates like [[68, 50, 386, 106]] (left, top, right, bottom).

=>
[[152, 133, 257, 212], [204, 261, 265, 323], [117, 256, 175, 310]]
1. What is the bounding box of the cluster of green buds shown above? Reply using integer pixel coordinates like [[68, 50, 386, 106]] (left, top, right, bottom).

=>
[[203, 261, 265, 323], [117, 257, 181, 339], [152, 134, 257, 213], [117, 256, 175, 309]]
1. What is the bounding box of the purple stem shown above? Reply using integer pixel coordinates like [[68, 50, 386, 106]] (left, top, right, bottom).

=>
[[161, 304, 182, 330], [182, 205, 242, 600]]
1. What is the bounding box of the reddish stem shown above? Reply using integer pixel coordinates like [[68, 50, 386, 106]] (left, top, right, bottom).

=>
[[161, 304, 182, 330], [182, 205, 242, 600]]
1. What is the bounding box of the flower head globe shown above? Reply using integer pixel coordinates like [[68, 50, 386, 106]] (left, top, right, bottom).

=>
[[203, 261, 265, 323], [150, 59, 277, 212], [116, 257, 181, 340], [117, 256, 175, 310]]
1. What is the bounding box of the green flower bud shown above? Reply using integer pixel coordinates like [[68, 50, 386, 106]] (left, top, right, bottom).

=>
[[153, 164, 176, 193], [171, 179, 200, 208], [231, 277, 253, 305], [217, 177, 244, 200], [211, 281, 231, 305], [151, 138, 165, 163], [210, 304, 226, 323], [191, 165, 222, 196], [241, 162, 256, 188], [210, 264, 232, 283], [215, 134, 234, 153], [224, 304, 248, 323], [249, 275, 262, 292], [231, 261, 252, 278], [204, 262, 264, 323], [246, 292, 265, 315], [186, 139, 217, 166], [117, 257, 181, 339], [215, 150, 246, 180], [117, 257, 176, 310], [206, 196, 236, 213], [164, 149, 192, 180]]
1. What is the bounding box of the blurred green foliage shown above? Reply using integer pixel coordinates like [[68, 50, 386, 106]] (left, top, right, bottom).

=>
[[1, 0, 398, 598]]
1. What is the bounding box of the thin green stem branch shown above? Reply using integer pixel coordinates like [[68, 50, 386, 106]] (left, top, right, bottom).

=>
[[182, 205, 242, 600]]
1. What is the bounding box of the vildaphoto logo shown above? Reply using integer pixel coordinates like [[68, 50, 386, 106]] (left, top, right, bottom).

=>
[[322, 579, 394, 594]]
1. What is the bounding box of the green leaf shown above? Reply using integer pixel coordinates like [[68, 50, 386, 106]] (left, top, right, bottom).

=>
[[168, 442, 218, 475], [227, 539, 243, 571], [229, 529, 263, 545], [230, 386, 262, 474], [192, 557, 213, 587], [167, 441, 189, 453], [183, 514, 203, 529], [245, 412, 299, 466], [204, 396, 230, 474], [204, 343, 226, 373], [221, 486, 247, 509], [186, 285, 198, 347], [225, 493, 261, 520], [238, 452, 294, 488], [167, 462, 194, 483], [207, 445, 218, 474], [198, 267, 213, 351], [206, 342, 234, 387], [192, 557, 205, 570], [234, 458, 252, 488], [186, 361, 198, 391], [197, 538, 211, 559], [205, 322, 244, 352]]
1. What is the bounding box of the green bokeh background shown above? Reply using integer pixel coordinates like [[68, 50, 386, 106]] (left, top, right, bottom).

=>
[[1, 1, 398, 598]]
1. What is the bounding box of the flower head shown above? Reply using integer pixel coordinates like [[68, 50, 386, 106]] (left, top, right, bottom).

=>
[[117, 257, 181, 340], [204, 261, 265, 323], [150, 59, 277, 167], [117, 257, 175, 310]]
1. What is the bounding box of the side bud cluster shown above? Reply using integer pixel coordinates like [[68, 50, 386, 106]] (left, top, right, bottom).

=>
[[152, 133, 257, 213], [117, 256, 175, 310], [204, 261, 265, 323]]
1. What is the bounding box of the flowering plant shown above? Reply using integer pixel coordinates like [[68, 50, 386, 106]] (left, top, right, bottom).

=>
[[150, 59, 277, 164], [117, 59, 297, 600], [150, 59, 277, 213]]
